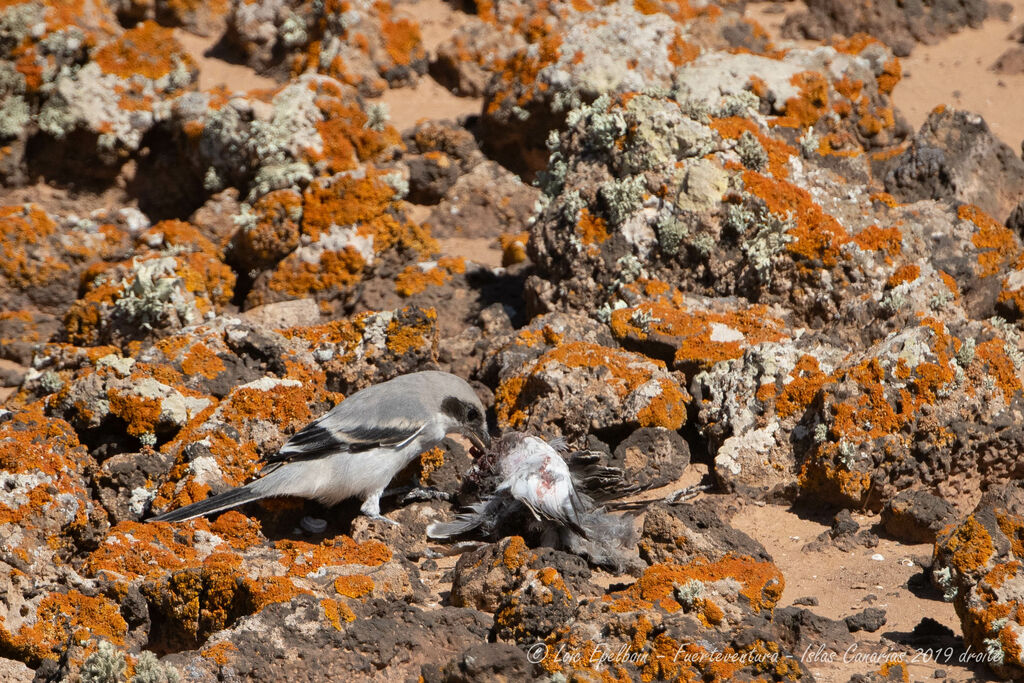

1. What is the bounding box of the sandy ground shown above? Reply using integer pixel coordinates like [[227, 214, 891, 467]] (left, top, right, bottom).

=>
[[748, 0, 1024, 151], [730, 503, 987, 682], [173, 30, 277, 92]]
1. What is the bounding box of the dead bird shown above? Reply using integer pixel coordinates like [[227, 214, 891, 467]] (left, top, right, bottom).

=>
[[427, 431, 641, 573]]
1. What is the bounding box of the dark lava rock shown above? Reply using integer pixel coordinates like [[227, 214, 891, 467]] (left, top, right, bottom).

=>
[[421, 642, 535, 683], [845, 607, 887, 633], [881, 106, 1024, 221], [783, 0, 992, 56], [881, 489, 958, 543]]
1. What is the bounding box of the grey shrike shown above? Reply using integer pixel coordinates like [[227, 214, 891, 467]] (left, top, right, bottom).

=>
[[427, 432, 640, 572], [150, 370, 490, 525]]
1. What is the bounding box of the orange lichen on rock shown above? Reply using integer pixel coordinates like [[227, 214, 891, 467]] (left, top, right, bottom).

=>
[[141, 219, 220, 257], [609, 300, 787, 371], [937, 515, 995, 575], [667, 32, 701, 66], [775, 71, 829, 129], [218, 380, 315, 430], [376, 0, 424, 66], [231, 189, 303, 269], [886, 264, 920, 288], [275, 536, 391, 576], [181, 342, 227, 379], [84, 520, 206, 580], [334, 574, 375, 598], [496, 340, 689, 430], [0, 404, 94, 536], [499, 231, 530, 266], [795, 317, 978, 506], [106, 386, 163, 437], [93, 21, 194, 82], [607, 556, 784, 616], [395, 256, 466, 296], [576, 207, 609, 246], [0, 203, 68, 289], [307, 80, 403, 173], [710, 117, 796, 178], [417, 445, 445, 482], [876, 58, 902, 95], [486, 33, 563, 114], [774, 354, 830, 419], [742, 170, 849, 267], [321, 598, 357, 629], [974, 338, 1023, 404], [852, 224, 902, 257], [0, 591, 128, 666], [200, 641, 238, 667], [384, 306, 438, 356], [261, 172, 436, 302], [959, 204, 1023, 278]]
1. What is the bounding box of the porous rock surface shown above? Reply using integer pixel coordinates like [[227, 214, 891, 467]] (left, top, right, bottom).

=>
[[2, 0, 1024, 680]]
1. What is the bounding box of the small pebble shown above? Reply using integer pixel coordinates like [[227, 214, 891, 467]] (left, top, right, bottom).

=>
[[871, 553, 884, 561]]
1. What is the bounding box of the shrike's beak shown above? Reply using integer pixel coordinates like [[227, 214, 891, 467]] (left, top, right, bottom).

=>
[[465, 428, 490, 454]]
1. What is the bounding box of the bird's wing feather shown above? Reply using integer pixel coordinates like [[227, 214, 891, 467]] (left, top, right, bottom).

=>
[[263, 416, 426, 467]]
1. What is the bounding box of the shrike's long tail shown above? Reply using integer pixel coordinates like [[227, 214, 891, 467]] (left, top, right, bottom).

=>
[[148, 485, 268, 523]]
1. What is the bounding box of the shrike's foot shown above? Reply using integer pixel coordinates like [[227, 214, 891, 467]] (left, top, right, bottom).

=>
[[400, 486, 452, 504], [365, 513, 400, 527], [300, 516, 327, 534]]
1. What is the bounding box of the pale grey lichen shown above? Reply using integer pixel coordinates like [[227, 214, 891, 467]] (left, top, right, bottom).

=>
[[654, 211, 688, 257], [628, 306, 661, 334], [280, 11, 309, 48], [711, 91, 759, 118], [956, 337, 976, 368], [0, 3, 46, 48], [232, 203, 259, 232], [113, 257, 196, 330], [615, 253, 644, 283], [38, 370, 64, 394], [380, 171, 408, 199], [691, 232, 715, 257], [599, 175, 645, 228], [38, 26, 88, 65], [931, 566, 956, 601], [813, 423, 828, 443], [0, 95, 29, 139], [36, 96, 77, 140], [559, 190, 587, 224], [616, 94, 716, 174], [79, 640, 126, 683], [565, 94, 625, 153], [725, 200, 794, 285], [837, 439, 858, 469], [248, 161, 314, 199], [988, 317, 1024, 371], [983, 638, 1005, 666], [364, 102, 389, 131], [0, 62, 25, 97], [133, 650, 181, 683], [798, 130, 819, 157], [673, 579, 706, 609], [735, 130, 768, 172]]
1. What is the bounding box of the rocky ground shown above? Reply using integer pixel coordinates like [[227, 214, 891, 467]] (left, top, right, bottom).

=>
[[3, 0, 1024, 681]]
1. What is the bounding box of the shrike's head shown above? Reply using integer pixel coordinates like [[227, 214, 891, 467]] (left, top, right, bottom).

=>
[[429, 373, 490, 452]]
